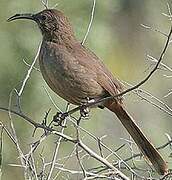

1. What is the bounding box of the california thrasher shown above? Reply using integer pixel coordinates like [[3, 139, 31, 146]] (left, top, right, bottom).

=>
[[8, 9, 168, 175]]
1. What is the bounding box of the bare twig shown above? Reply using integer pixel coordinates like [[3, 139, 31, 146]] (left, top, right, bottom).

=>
[[8, 90, 29, 179], [121, 80, 172, 117], [78, 140, 129, 180], [30, 148, 39, 180], [54, 166, 108, 179], [35, 88, 139, 177], [140, 24, 168, 37], [81, 0, 96, 45], [117, 139, 172, 164], [47, 104, 69, 180], [23, 59, 40, 72], [0, 121, 16, 144], [17, 42, 41, 97], [41, 0, 49, 9], [75, 117, 87, 179], [147, 55, 172, 73], [52, 145, 79, 179], [0, 106, 129, 179]]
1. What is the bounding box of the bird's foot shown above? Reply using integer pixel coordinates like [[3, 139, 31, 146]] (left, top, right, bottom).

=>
[[53, 112, 68, 127], [80, 105, 90, 119]]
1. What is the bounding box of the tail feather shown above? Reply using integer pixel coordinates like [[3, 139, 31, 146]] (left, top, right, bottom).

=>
[[105, 101, 168, 175]]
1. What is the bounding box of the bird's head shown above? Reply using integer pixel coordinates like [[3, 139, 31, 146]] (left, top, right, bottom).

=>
[[8, 9, 74, 41]]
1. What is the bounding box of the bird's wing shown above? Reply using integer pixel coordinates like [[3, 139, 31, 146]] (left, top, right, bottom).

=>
[[75, 44, 123, 98]]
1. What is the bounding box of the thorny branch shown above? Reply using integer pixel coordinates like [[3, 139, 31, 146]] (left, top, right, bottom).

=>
[[0, 106, 130, 180]]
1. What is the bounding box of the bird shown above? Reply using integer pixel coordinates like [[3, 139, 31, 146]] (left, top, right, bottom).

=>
[[8, 9, 168, 175]]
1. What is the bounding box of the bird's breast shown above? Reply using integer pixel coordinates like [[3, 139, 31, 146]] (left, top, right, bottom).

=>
[[39, 42, 105, 105]]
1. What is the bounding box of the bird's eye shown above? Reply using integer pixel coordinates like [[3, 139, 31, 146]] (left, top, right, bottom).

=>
[[40, 15, 47, 21]]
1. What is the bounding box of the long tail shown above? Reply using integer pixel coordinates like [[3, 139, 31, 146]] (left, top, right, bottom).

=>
[[105, 101, 168, 175]]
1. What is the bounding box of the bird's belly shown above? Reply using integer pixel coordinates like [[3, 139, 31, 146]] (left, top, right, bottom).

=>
[[39, 54, 105, 105]]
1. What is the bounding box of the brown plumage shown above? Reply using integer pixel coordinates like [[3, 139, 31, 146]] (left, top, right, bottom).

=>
[[8, 9, 168, 175]]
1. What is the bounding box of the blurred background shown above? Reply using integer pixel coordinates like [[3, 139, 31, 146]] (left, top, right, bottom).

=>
[[0, 0, 172, 179]]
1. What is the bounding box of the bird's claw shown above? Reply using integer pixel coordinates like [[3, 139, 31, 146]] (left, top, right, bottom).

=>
[[53, 112, 68, 127], [80, 106, 90, 119]]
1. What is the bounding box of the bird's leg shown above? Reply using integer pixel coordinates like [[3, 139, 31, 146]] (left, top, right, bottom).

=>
[[79, 97, 93, 119], [52, 106, 89, 127], [53, 98, 93, 126], [80, 105, 90, 118]]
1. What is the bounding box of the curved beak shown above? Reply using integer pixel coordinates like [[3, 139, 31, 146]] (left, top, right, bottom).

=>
[[7, 13, 35, 22]]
